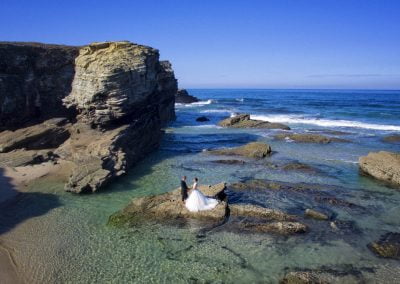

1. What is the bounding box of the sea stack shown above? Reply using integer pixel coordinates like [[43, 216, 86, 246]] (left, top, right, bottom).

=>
[[0, 41, 178, 193]]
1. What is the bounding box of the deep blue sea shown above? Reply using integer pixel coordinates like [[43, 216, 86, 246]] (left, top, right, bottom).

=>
[[2, 89, 400, 283]]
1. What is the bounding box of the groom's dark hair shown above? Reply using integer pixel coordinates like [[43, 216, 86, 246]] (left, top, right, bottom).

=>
[[182, 176, 186, 180]]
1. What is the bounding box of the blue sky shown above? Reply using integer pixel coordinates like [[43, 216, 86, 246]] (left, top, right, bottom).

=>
[[1, 0, 399, 89]]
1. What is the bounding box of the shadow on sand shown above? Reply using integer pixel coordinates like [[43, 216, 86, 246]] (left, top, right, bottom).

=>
[[0, 168, 61, 235]]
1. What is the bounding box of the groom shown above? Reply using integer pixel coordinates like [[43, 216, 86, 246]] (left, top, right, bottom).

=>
[[180, 176, 189, 202]]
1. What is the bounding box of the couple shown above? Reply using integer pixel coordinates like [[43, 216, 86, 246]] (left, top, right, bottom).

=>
[[180, 176, 219, 212]]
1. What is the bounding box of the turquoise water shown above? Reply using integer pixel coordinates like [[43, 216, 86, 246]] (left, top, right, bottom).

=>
[[1, 89, 400, 283]]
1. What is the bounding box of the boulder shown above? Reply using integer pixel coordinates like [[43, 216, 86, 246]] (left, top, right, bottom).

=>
[[382, 134, 400, 144], [218, 114, 290, 130], [175, 89, 199, 104], [207, 142, 272, 158], [368, 232, 400, 259], [196, 116, 210, 122], [305, 209, 329, 221], [274, 133, 349, 144], [359, 151, 400, 186]]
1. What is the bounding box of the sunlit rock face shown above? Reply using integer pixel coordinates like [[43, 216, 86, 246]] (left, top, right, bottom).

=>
[[63, 41, 176, 127]]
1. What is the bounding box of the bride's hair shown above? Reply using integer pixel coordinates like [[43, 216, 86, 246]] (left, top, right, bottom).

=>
[[194, 177, 198, 182]]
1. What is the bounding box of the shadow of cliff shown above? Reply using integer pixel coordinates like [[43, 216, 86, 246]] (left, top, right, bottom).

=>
[[0, 168, 61, 235], [99, 131, 261, 194]]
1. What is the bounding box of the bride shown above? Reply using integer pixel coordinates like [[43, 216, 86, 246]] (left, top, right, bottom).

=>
[[185, 177, 219, 212]]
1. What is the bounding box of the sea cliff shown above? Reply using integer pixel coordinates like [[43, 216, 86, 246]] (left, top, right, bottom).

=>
[[0, 41, 177, 193]]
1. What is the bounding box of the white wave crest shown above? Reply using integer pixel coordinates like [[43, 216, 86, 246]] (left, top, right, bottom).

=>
[[175, 99, 214, 108], [251, 114, 400, 131]]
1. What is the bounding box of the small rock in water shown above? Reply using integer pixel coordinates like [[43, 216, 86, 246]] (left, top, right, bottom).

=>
[[305, 209, 329, 220], [382, 134, 400, 144], [196, 116, 210, 122], [368, 232, 400, 260]]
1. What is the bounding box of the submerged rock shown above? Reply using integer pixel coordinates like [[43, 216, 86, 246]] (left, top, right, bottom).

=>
[[241, 222, 307, 235], [196, 116, 210, 122], [218, 114, 290, 130], [368, 232, 400, 260], [305, 209, 329, 221], [211, 159, 245, 165], [382, 134, 400, 144], [175, 89, 199, 104], [359, 151, 400, 186], [230, 204, 296, 221], [274, 133, 349, 144], [282, 162, 320, 174], [280, 271, 327, 284], [207, 142, 272, 158]]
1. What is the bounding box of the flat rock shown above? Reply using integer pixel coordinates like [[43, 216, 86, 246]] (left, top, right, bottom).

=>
[[108, 183, 228, 226], [218, 114, 290, 130], [230, 204, 296, 221], [207, 142, 272, 158], [175, 89, 199, 104], [274, 133, 349, 144], [0, 118, 70, 153], [0, 149, 57, 167], [359, 151, 400, 186], [368, 232, 400, 259]]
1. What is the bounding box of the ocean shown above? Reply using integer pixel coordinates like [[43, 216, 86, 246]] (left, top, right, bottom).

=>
[[1, 89, 400, 283]]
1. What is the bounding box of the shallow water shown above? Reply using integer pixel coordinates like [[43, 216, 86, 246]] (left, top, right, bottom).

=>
[[1, 89, 400, 283]]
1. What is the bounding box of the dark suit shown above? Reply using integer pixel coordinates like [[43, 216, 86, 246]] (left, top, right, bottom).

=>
[[180, 180, 189, 201]]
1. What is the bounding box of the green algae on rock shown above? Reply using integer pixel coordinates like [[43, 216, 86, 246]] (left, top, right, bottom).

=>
[[207, 142, 272, 158]]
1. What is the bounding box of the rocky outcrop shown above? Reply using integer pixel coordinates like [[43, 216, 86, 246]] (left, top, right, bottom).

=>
[[0, 42, 78, 130], [0, 41, 178, 193], [382, 134, 400, 144], [274, 133, 349, 144], [109, 183, 308, 236], [218, 114, 290, 130], [368, 232, 400, 260], [175, 89, 198, 104], [359, 151, 400, 187], [207, 142, 272, 158]]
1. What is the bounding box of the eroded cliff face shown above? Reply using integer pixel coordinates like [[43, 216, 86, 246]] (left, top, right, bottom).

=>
[[0, 41, 177, 193], [0, 42, 78, 130]]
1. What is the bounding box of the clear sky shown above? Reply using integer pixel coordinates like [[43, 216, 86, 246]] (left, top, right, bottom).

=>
[[1, 0, 399, 89]]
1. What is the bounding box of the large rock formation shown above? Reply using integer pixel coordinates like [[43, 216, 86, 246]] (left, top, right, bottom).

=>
[[0, 41, 178, 193], [175, 89, 198, 104], [0, 42, 78, 130], [219, 114, 290, 130], [359, 151, 400, 187]]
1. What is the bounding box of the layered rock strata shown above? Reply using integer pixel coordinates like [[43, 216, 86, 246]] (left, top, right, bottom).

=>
[[0, 41, 178, 193]]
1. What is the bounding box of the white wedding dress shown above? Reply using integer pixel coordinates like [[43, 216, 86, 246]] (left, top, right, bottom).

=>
[[185, 182, 219, 212]]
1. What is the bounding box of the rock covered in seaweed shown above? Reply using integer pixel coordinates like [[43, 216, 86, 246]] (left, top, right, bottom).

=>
[[368, 232, 400, 259], [359, 151, 400, 187], [218, 114, 290, 130]]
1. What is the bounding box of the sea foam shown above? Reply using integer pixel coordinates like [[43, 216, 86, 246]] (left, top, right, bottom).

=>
[[251, 114, 400, 131]]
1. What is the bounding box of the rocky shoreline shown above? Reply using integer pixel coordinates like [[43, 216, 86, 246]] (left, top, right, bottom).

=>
[[0, 41, 177, 194]]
